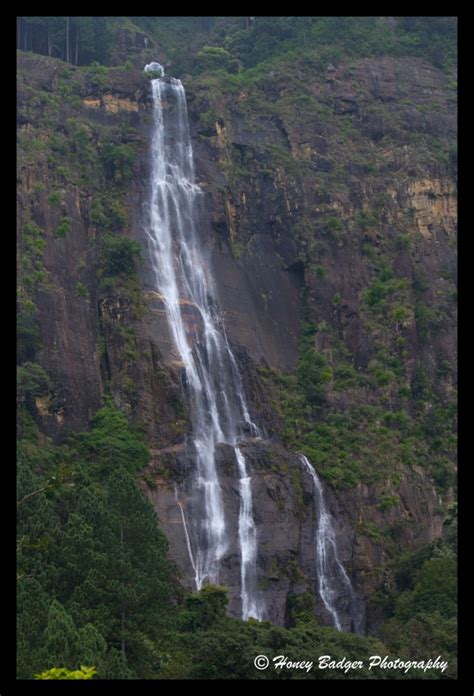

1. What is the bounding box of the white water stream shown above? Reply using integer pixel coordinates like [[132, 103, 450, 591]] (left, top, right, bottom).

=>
[[144, 64, 263, 619]]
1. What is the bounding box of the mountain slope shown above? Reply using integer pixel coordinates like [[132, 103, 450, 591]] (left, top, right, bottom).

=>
[[16, 16, 457, 679]]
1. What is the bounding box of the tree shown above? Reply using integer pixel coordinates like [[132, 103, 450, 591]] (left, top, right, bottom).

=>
[[78, 624, 108, 674], [75, 398, 149, 473], [298, 350, 332, 410], [101, 235, 142, 277], [196, 46, 239, 73], [104, 466, 174, 658], [17, 578, 51, 678], [17, 362, 50, 404], [69, 464, 175, 671], [100, 142, 136, 184], [100, 648, 135, 679], [65, 16, 70, 63], [17, 400, 177, 679], [41, 600, 80, 669], [179, 585, 228, 632], [17, 16, 114, 65], [52, 512, 97, 599]]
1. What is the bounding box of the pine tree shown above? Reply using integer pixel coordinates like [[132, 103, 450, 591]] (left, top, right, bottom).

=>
[[101, 647, 135, 679], [17, 578, 50, 678], [53, 512, 96, 600], [78, 623, 107, 675], [104, 466, 175, 659], [41, 600, 80, 670]]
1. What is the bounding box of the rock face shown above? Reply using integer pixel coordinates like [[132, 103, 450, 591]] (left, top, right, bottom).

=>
[[186, 55, 456, 377], [141, 436, 446, 631], [17, 49, 456, 634]]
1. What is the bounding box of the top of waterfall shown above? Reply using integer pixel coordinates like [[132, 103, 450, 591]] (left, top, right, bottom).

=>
[[144, 61, 165, 77]]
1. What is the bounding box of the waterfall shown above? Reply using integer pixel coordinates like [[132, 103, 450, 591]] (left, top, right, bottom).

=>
[[299, 454, 358, 631], [144, 63, 263, 620], [235, 448, 262, 620]]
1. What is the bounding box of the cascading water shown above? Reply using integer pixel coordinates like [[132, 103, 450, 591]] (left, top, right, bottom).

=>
[[299, 454, 360, 632], [234, 448, 260, 620], [143, 62, 263, 620]]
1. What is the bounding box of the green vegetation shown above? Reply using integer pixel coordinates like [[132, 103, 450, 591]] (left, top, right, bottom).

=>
[[18, 17, 456, 76], [75, 282, 89, 298], [17, 15, 456, 681], [356, 211, 378, 230], [17, 362, 50, 403], [415, 303, 437, 344], [47, 191, 62, 206], [17, 304, 41, 363], [17, 402, 175, 679], [395, 233, 411, 250], [35, 665, 97, 679], [101, 142, 136, 185], [90, 193, 127, 230], [378, 510, 457, 678], [378, 494, 399, 512], [18, 222, 48, 294], [197, 46, 239, 73], [73, 398, 150, 474], [55, 216, 71, 238], [88, 62, 108, 93], [325, 217, 343, 233], [258, 308, 455, 491], [363, 266, 406, 308], [17, 400, 409, 681], [297, 322, 332, 411], [17, 17, 114, 66], [101, 235, 142, 277], [309, 264, 327, 279]]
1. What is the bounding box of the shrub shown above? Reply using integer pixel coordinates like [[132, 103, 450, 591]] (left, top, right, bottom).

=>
[[17, 362, 50, 401], [75, 282, 89, 298], [144, 69, 163, 80], [48, 191, 62, 206], [23, 221, 44, 238], [389, 302, 412, 325], [298, 351, 332, 409], [101, 235, 141, 276], [378, 493, 399, 511], [89, 62, 108, 92], [415, 303, 436, 340], [395, 233, 411, 250], [364, 280, 387, 307], [35, 666, 96, 680], [196, 46, 238, 73], [101, 143, 136, 184], [90, 198, 107, 227], [310, 264, 327, 279], [324, 216, 343, 233], [55, 217, 71, 239], [17, 310, 41, 363], [91, 195, 127, 230], [334, 363, 358, 390], [75, 398, 149, 474], [356, 211, 378, 229], [179, 586, 228, 632]]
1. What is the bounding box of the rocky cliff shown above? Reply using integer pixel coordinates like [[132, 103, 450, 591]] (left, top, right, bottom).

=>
[[17, 38, 456, 636]]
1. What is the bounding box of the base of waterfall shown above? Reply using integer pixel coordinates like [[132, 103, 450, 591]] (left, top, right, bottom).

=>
[[144, 438, 365, 630]]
